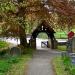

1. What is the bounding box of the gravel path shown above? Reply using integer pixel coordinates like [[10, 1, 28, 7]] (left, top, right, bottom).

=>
[[27, 49, 61, 75]]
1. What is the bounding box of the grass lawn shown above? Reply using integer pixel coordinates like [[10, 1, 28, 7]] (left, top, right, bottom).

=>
[[0, 41, 33, 75], [57, 45, 67, 51], [6, 54, 32, 75], [0, 47, 33, 75], [52, 57, 68, 75], [52, 56, 75, 75], [54, 32, 67, 39]]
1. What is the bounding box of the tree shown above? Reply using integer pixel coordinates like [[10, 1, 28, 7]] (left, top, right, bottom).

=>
[[0, 0, 28, 47], [0, 0, 75, 47]]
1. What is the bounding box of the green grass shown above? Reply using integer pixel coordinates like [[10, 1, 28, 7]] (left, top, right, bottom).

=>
[[53, 56, 75, 75], [62, 55, 75, 75], [0, 48, 33, 75], [52, 57, 68, 75], [57, 45, 67, 51], [54, 32, 67, 39], [6, 54, 32, 75]]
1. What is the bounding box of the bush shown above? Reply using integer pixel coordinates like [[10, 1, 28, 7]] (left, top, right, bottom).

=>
[[0, 41, 8, 49], [0, 41, 9, 57]]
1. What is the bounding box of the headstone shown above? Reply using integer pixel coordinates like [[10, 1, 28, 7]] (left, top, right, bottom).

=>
[[69, 53, 75, 64], [10, 47, 21, 56], [67, 36, 75, 64], [67, 39, 72, 53], [72, 37, 75, 53]]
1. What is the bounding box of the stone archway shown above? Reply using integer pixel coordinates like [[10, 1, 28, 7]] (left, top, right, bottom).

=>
[[29, 20, 57, 49]]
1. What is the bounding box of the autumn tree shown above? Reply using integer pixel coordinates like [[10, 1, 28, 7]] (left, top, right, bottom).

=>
[[0, 0, 75, 47]]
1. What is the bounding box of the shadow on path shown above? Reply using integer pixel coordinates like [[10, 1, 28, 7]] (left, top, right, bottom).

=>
[[27, 49, 61, 75]]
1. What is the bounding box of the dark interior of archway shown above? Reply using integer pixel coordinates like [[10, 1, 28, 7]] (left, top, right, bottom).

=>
[[31, 21, 55, 39]]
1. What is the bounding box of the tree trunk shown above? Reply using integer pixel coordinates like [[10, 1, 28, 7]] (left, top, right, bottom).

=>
[[19, 26, 27, 47], [51, 38, 54, 49]]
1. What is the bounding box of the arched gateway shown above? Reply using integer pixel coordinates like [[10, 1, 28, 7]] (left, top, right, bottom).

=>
[[29, 21, 57, 49]]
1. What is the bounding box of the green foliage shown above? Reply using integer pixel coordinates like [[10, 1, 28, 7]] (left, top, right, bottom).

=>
[[0, 41, 9, 56], [37, 33, 48, 39], [0, 41, 8, 49], [0, 2, 16, 13]]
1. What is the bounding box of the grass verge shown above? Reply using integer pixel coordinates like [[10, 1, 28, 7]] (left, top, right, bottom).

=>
[[0, 47, 33, 75], [6, 54, 31, 75], [57, 45, 67, 51], [52, 57, 68, 75]]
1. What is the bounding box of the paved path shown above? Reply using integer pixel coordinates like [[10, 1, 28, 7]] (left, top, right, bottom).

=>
[[27, 49, 61, 75]]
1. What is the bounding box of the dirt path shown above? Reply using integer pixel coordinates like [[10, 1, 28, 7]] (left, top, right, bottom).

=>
[[27, 49, 61, 75]]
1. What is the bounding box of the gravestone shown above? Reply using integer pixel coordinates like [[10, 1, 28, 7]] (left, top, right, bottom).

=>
[[67, 39, 72, 53], [67, 36, 75, 64], [72, 37, 75, 53], [69, 53, 75, 64], [10, 47, 21, 56]]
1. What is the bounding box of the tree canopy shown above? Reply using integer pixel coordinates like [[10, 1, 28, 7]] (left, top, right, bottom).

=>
[[0, 0, 75, 36]]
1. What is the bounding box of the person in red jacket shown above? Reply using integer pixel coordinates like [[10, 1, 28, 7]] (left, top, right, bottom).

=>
[[68, 31, 74, 39], [67, 31, 74, 52]]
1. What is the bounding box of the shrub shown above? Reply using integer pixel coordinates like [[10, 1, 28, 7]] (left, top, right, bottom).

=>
[[0, 41, 8, 49]]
